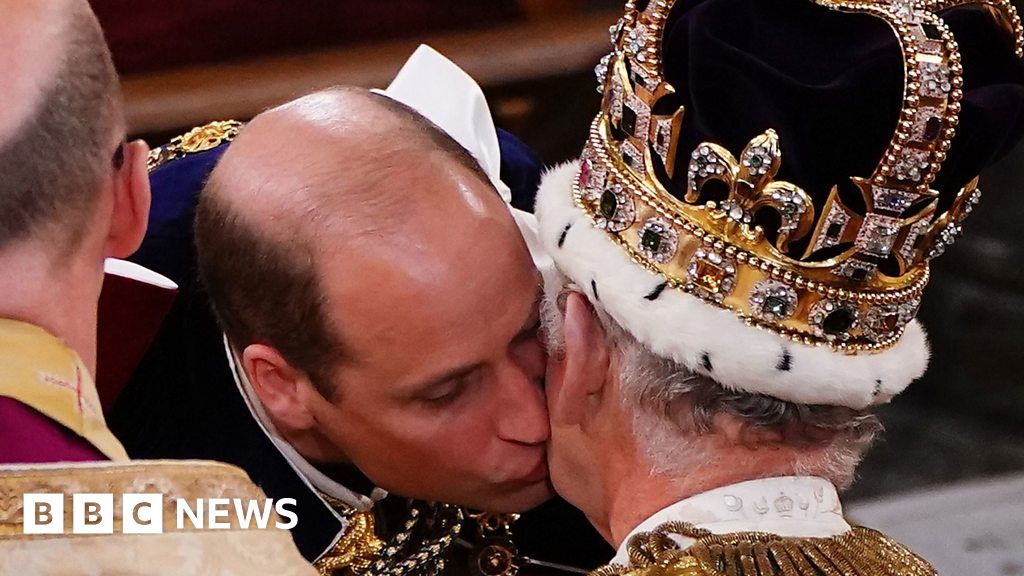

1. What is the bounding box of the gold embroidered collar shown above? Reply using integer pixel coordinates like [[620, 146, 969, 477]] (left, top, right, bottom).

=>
[[0, 318, 127, 461], [594, 521, 936, 576]]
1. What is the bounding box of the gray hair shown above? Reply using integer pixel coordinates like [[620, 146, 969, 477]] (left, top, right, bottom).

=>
[[0, 2, 121, 253], [541, 285, 881, 489]]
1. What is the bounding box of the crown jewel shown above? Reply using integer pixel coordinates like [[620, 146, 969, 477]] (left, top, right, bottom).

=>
[[579, 0, 1023, 351]]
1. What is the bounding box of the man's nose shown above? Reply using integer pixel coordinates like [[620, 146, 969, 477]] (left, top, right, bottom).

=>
[[494, 363, 550, 446]]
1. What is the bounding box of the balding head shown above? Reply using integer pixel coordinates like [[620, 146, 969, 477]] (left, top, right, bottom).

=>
[[208, 87, 489, 244], [0, 1, 68, 142], [0, 0, 122, 251], [196, 87, 507, 393]]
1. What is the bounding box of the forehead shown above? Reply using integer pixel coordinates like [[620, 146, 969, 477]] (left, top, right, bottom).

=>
[[315, 165, 537, 375]]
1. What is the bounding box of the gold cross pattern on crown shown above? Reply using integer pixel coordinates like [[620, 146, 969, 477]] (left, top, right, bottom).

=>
[[580, 0, 1023, 351]]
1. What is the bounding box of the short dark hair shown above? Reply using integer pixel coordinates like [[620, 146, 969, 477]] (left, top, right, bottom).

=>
[[0, 5, 121, 251], [195, 88, 491, 397], [196, 188, 343, 395]]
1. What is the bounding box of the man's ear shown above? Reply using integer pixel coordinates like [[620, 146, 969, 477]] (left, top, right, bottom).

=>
[[550, 292, 610, 427], [106, 139, 152, 258], [242, 344, 317, 434]]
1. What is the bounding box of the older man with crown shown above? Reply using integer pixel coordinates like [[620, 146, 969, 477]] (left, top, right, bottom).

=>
[[535, 0, 1024, 575]]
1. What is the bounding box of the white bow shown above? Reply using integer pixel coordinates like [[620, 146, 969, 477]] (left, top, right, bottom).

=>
[[374, 45, 552, 271]]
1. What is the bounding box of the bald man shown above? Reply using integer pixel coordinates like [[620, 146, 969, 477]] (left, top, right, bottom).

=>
[[0, 2, 316, 573], [200, 88, 551, 512], [111, 86, 612, 573], [0, 0, 149, 465]]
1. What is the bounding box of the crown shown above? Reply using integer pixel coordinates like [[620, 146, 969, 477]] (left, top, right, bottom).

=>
[[774, 494, 795, 514], [578, 0, 1023, 351]]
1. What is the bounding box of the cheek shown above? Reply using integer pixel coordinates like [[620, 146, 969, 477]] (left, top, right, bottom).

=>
[[510, 337, 547, 382], [547, 424, 576, 461], [544, 356, 567, 414], [547, 426, 585, 495], [346, 412, 502, 499], [341, 403, 497, 470]]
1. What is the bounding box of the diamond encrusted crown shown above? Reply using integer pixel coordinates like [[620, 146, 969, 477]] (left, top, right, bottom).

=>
[[580, 0, 1023, 351]]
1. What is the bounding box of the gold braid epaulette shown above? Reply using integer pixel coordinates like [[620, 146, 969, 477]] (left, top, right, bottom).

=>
[[589, 522, 937, 576], [147, 120, 244, 172], [315, 512, 385, 576]]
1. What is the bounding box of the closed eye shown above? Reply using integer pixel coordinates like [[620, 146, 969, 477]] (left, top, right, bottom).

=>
[[419, 373, 474, 407], [423, 383, 461, 404]]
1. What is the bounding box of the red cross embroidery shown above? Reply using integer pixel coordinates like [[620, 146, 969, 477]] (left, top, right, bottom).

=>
[[41, 371, 84, 414]]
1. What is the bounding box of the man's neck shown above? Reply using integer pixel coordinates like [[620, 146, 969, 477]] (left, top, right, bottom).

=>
[[603, 471, 683, 547], [0, 245, 102, 373]]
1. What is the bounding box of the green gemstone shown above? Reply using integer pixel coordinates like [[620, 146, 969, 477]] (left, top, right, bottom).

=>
[[749, 155, 763, 168], [763, 295, 790, 318], [600, 190, 618, 220], [922, 23, 942, 40], [642, 228, 662, 253], [823, 307, 856, 335]]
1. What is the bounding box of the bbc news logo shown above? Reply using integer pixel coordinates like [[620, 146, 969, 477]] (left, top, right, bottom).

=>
[[23, 494, 298, 534]]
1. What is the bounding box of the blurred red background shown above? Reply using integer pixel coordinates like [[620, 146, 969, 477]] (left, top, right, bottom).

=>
[[91, 1, 520, 74]]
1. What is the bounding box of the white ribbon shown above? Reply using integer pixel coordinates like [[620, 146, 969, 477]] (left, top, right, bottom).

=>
[[374, 45, 552, 271]]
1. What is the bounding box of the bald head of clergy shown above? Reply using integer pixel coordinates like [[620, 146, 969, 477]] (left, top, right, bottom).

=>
[[195, 87, 554, 512], [0, 0, 151, 372]]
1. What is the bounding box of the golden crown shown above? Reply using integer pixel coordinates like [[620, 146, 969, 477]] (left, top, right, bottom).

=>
[[579, 0, 1023, 351]]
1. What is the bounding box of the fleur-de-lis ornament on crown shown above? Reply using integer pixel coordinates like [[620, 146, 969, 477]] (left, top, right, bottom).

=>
[[575, 0, 1023, 350], [685, 130, 816, 254]]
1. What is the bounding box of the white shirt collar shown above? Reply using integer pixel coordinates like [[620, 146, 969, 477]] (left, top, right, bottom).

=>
[[223, 336, 385, 512], [611, 476, 851, 565]]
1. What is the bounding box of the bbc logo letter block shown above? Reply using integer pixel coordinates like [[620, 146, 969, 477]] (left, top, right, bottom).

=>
[[22, 493, 297, 534]]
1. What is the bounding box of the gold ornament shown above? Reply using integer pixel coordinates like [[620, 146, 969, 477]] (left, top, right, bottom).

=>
[[465, 510, 522, 576], [581, 0, 1023, 350], [314, 493, 385, 576], [314, 499, 463, 576], [590, 521, 936, 576], [147, 120, 243, 171]]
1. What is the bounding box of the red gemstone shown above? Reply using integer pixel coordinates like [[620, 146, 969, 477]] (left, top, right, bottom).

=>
[[579, 160, 592, 187], [879, 312, 901, 332]]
